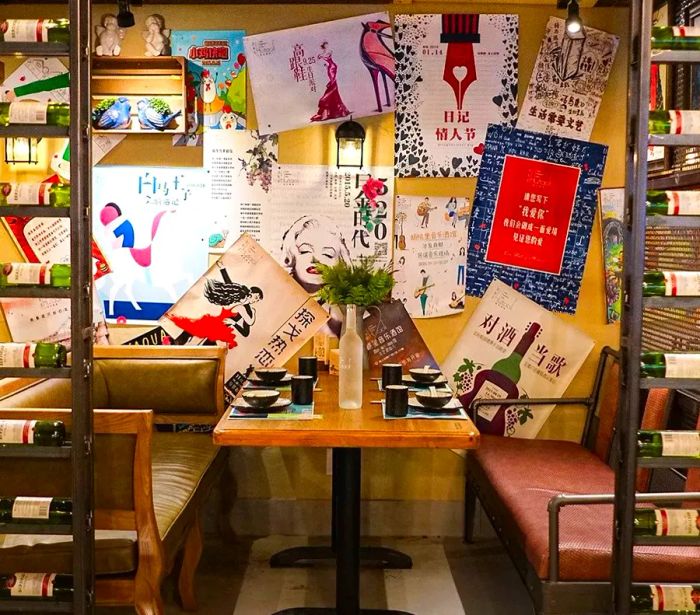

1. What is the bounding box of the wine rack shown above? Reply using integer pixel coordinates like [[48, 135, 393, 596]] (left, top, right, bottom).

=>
[[616, 3, 700, 614], [0, 5, 94, 614]]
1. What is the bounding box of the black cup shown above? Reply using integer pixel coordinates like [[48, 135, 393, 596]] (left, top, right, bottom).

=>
[[385, 385, 409, 417], [291, 375, 314, 405], [298, 356, 318, 382], [382, 363, 403, 388]]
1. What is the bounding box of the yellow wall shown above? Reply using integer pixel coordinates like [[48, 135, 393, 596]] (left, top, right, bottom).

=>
[[1, 3, 627, 502]]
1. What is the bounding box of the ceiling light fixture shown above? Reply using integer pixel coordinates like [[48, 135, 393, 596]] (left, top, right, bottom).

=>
[[116, 0, 135, 28], [565, 0, 584, 38]]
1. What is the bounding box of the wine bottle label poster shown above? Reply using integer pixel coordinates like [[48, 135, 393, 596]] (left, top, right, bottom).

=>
[[244, 12, 395, 134], [394, 13, 518, 178], [598, 187, 624, 324], [92, 166, 212, 324], [170, 30, 247, 147], [393, 195, 469, 318], [442, 279, 594, 438], [516, 17, 619, 140], [158, 233, 328, 404], [466, 124, 608, 313]]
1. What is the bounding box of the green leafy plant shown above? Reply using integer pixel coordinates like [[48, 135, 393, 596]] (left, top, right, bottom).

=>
[[316, 256, 394, 307], [91, 97, 117, 122], [148, 97, 173, 116]]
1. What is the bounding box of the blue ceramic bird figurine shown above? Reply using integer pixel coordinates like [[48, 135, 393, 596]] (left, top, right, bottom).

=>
[[137, 98, 182, 131], [92, 96, 131, 130]]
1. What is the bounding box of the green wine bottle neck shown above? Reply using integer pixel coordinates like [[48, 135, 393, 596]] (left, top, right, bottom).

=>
[[0, 419, 65, 446]]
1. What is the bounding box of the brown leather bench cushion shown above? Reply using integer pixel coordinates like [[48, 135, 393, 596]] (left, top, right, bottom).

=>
[[0, 433, 223, 574], [472, 435, 700, 581]]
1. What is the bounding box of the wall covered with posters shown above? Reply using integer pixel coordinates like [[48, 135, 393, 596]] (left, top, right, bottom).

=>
[[0, 2, 628, 534]]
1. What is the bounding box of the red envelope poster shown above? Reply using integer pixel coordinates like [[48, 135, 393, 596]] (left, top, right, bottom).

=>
[[484, 155, 580, 275]]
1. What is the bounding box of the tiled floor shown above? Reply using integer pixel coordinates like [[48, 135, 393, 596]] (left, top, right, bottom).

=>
[[96, 535, 533, 614]]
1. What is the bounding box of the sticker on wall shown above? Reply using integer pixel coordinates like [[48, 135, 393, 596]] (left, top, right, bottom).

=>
[[598, 187, 624, 324], [442, 278, 594, 438], [394, 13, 519, 178], [466, 124, 608, 313], [92, 166, 212, 323], [392, 195, 470, 318], [170, 30, 247, 147], [516, 17, 619, 140], [244, 13, 395, 134]]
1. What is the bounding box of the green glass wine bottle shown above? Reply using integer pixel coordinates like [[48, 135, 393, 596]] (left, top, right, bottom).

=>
[[630, 584, 700, 612], [0, 183, 70, 208], [642, 271, 700, 296], [649, 110, 700, 135], [640, 352, 700, 378], [637, 430, 700, 458], [647, 190, 700, 216], [652, 26, 700, 50], [0, 19, 70, 44], [0, 496, 72, 524], [0, 263, 70, 288], [633, 508, 700, 537], [0, 419, 66, 446], [0, 573, 72, 601], [0, 102, 69, 127], [0, 342, 67, 369]]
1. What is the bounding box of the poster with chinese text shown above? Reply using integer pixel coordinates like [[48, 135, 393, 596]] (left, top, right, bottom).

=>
[[244, 13, 395, 134], [466, 124, 607, 313], [203, 129, 277, 253], [92, 166, 211, 323], [171, 30, 247, 147], [599, 187, 624, 324], [442, 279, 594, 438], [394, 14, 518, 178], [517, 17, 619, 140], [159, 233, 328, 403], [393, 195, 469, 317]]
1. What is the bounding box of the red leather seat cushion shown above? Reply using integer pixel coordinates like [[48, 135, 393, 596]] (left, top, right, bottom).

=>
[[472, 435, 700, 581]]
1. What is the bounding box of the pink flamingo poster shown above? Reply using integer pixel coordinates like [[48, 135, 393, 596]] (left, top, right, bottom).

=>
[[244, 13, 395, 134]]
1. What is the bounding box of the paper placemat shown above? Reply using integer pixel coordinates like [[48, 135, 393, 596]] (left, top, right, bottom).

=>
[[229, 402, 315, 420], [381, 400, 468, 420]]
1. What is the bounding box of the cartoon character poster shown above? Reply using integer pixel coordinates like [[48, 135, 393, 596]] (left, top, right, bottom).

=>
[[517, 17, 619, 140], [442, 279, 594, 438], [170, 30, 247, 147], [394, 14, 518, 178], [466, 124, 608, 314], [159, 233, 328, 402], [598, 187, 624, 324], [244, 13, 395, 134], [92, 166, 211, 323], [393, 195, 470, 318]]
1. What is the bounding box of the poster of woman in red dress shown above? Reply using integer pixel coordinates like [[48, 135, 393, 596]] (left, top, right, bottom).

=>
[[311, 42, 351, 122]]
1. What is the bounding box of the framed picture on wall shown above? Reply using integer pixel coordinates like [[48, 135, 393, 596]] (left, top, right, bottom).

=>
[[649, 0, 672, 172]]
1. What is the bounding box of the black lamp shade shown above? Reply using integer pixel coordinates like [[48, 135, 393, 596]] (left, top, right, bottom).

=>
[[335, 120, 366, 168], [117, 0, 135, 28]]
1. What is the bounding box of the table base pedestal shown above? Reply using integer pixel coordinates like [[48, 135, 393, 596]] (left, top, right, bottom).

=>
[[272, 608, 413, 615], [270, 546, 412, 570]]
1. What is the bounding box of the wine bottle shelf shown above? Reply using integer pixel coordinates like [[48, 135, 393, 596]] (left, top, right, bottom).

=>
[[639, 377, 700, 389], [646, 215, 700, 228], [0, 601, 73, 612], [0, 125, 69, 138], [648, 134, 700, 146], [643, 296, 700, 309], [633, 535, 700, 545], [0, 206, 70, 219], [0, 287, 71, 299], [637, 456, 700, 468], [0, 42, 69, 57], [650, 50, 700, 64], [0, 522, 72, 535], [0, 367, 71, 379], [0, 445, 71, 459]]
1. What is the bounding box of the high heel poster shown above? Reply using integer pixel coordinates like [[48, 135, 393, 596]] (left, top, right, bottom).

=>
[[394, 14, 519, 178], [244, 13, 395, 134]]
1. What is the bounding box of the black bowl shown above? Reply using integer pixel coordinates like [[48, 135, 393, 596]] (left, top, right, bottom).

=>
[[242, 389, 281, 408], [415, 390, 453, 409], [408, 367, 442, 384], [254, 368, 288, 383]]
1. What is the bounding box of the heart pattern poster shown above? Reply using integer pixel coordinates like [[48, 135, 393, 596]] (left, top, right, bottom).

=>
[[394, 14, 519, 178], [244, 13, 395, 134]]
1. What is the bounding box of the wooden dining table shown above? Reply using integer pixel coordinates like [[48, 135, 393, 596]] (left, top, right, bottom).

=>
[[213, 369, 480, 615]]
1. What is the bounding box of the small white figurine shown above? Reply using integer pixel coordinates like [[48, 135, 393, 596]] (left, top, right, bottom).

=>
[[95, 14, 125, 56], [142, 14, 170, 57]]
